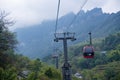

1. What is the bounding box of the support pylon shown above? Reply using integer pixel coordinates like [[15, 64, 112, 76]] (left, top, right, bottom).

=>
[[54, 32, 76, 80]]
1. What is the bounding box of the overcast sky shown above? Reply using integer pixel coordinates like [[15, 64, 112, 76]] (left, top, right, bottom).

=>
[[0, 0, 120, 29]]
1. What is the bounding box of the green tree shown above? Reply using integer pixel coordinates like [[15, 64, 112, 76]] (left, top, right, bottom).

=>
[[114, 72, 120, 80], [107, 50, 120, 62], [27, 58, 42, 80], [45, 68, 53, 78], [0, 67, 17, 80], [27, 72, 36, 80], [102, 32, 120, 50], [0, 10, 18, 80], [104, 68, 117, 80], [0, 11, 17, 69]]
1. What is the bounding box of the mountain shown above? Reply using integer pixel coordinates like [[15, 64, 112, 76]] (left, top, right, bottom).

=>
[[15, 8, 120, 59]]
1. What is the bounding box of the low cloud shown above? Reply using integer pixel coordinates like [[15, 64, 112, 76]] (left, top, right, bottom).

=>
[[102, 0, 120, 13], [0, 0, 120, 29]]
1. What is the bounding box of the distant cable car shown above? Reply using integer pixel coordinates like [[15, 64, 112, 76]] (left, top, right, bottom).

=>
[[83, 32, 94, 58], [83, 45, 94, 58]]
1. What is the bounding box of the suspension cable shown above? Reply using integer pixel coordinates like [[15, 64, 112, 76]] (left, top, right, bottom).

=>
[[54, 0, 88, 34], [55, 0, 61, 35], [67, 0, 88, 32]]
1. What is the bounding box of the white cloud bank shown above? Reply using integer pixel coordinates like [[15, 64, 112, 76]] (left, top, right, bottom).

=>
[[0, 0, 120, 29]]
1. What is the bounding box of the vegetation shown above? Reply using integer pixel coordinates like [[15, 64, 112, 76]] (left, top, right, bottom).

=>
[[0, 8, 120, 80], [72, 32, 120, 80], [0, 11, 62, 80], [44, 32, 120, 80]]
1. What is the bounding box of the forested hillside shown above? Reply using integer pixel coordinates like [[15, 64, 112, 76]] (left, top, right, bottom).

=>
[[16, 8, 120, 59], [44, 32, 120, 80], [80, 33, 120, 80]]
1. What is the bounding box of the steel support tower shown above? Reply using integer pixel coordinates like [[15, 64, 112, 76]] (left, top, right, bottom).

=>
[[54, 32, 76, 80], [52, 54, 59, 69]]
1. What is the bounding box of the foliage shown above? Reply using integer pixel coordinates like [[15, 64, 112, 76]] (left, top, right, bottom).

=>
[[27, 72, 36, 80], [0, 11, 17, 69], [0, 67, 17, 80], [44, 32, 120, 80], [44, 67, 62, 80], [81, 61, 120, 80], [45, 68, 53, 78], [102, 32, 120, 50], [0, 11, 21, 80], [104, 68, 117, 80], [0, 11, 63, 80]]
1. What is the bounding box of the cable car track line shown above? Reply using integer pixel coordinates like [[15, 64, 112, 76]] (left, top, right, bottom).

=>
[[67, 0, 88, 32], [55, 0, 61, 37]]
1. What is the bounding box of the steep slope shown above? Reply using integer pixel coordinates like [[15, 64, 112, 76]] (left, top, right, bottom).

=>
[[15, 8, 120, 59]]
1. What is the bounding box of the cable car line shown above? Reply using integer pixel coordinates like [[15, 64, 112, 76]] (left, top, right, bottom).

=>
[[66, 0, 88, 32], [54, 0, 88, 35], [55, 0, 61, 37]]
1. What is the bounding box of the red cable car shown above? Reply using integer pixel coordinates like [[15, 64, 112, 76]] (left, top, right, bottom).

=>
[[83, 45, 94, 58], [83, 32, 94, 58]]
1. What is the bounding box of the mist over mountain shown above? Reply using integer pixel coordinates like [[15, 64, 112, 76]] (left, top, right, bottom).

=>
[[15, 8, 120, 59]]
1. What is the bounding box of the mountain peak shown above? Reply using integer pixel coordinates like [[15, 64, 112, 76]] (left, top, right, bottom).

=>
[[87, 8, 102, 14], [60, 12, 75, 19]]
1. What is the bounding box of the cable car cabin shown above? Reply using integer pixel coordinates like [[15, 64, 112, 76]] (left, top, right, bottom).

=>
[[83, 46, 94, 58]]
